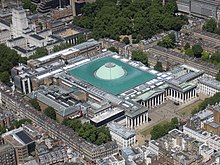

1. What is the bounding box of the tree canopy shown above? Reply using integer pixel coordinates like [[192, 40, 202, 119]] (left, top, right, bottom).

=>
[[154, 61, 163, 72], [108, 47, 119, 53], [202, 18, 220, 34], [192, 92, 220, 114], [216, 71, 220, 81], [131, 50, 148, 66], [29, 99, 41, 111], [0, 44, 27, 85], [74, 0, 187, 40], [9, 118, 32, 130], [53, 43, 72, 53], [192, 44, 203, 58], [185, 48, 194, 57], [150, 117, 178, 140], [122, 37, 130, 45], [62, 119, 111, 145], [29, 47, 48, 59], [0, 72, 10, 85], [22, 0, 37, 13], [44, 106, 56, 120], [158, 33, 176, 49], [184, 42, 190, 50]]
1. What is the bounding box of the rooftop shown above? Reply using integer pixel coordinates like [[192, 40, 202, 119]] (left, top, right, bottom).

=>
[[199, 77, 220, 90], [2, 127, 34, 147], [30, 34, 44, 40], [30, 85, 79, 117], [0, 144, 13, 153], [91, 108, 124, 123], [107, 122, 135, 140], [95, 62, 127, 80], [15, 130, 33, 145], [208, 122, 220, 128], [68, 56, 156, 95]]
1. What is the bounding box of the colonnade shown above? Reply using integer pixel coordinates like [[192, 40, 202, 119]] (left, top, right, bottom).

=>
[[168, 88, 196, 103], [126, 112, 148, 129], [140, 93, 165, 109]]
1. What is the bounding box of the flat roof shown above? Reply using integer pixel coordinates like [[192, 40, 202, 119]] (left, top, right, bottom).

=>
[[199, 77, 220, 90], [0, 144, 13, 153], [134, 88, 164, 101], [107, 122, 135, 140], [68, 57, 156, 95], [15, 131, 33, 144], [208, 122, 220, 128], [30, 34, 44, 40], [195, 110, 213, 120], [91, 108, 124, 123]]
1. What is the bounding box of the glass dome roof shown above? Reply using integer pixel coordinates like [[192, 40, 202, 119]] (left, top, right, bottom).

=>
[[95, 62, 126, 80]]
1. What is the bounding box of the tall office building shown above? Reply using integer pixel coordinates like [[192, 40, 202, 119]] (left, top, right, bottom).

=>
[[11, 8, 29, 37], [2, 128, 35, 165]]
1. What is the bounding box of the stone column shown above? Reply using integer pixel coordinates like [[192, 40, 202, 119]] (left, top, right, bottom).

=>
[[135, 118, 137, 128], [140, 115, 142, 125], [152, 98, 154, 108], [146, 113, 148, 123], [131, 119, 133, 129]]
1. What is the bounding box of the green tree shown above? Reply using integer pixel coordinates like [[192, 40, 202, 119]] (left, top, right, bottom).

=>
[[203, 18, 217, 33], [9, 118, 32, 130], [157, 34, 175, 49], [29, 99, 41, 111], [185, 48, 194, 57], [132, 50, 148, 66], [44, 106, 56, 120], [201, 51, 209, 61], [74, 0, 187, 40], [150, 117, 178, 140], [154, 61, 163, 72], [22, 0, 37, 13], [192, 44, 203, 58], [53, 43, 72, 53], [184, 42, 190, 50], [171, 117, 178, 126], [210, 52, 220, 64], [216, 71, 220, 81], [191, 92, 220, 114], [122, 37, 130, 45], [0, 44, 27, 84], [62, 119, 111, 145], [76, 35, 87, 44], [30, 47, 48, 59], [0, 71, 10, 85], [108, 47, 119, 53], [0, 126, 6, 135]]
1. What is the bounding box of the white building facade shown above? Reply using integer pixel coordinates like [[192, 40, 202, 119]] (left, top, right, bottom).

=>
[[107, 122, 136, 148], [197, 77, 220, 96]]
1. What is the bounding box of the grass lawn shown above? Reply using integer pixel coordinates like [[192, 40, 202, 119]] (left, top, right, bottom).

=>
[[178, 100, 203, 116], [141, 120, 168, 137]]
